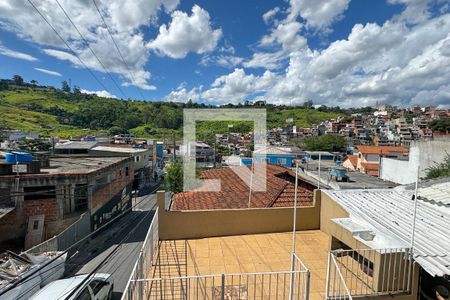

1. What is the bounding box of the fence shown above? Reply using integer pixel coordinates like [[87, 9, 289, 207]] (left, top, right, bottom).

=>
[[130, 253, 310, 300], [26, 212, 91, 255], [123, 208, 159, 300], [325, 248, 414, 299]]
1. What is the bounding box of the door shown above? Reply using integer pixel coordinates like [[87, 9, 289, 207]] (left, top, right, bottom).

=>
[[24, 214, 45, 249]]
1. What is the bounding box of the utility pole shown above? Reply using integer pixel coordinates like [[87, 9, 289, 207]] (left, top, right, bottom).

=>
[[172, 133, 176, 161]]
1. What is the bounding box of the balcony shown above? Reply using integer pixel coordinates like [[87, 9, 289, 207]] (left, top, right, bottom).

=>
[[123, 191, 420, 300]]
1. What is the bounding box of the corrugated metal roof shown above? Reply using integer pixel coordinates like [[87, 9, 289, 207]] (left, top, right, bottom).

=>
[[55, 141, 97, 149], [324, 184, 450, 277]]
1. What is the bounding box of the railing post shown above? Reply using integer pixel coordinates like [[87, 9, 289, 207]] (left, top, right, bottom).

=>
[[325, 252, 331, 299], [221, 274, 225, 300], [305, 271, 310, 300]]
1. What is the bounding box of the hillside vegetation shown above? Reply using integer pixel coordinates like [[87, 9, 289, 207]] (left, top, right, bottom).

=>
[[0, 89, 343, 138]]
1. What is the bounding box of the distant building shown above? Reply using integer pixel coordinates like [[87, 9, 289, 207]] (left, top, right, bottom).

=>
[[253, 146, 296, 167], [353, 145, 408, 177], [380, 138, 450, 184], [0, 156, 134, 248], [54, 141, 97, 154]]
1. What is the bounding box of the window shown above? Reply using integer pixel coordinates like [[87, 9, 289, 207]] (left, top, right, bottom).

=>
[[125, 167, 129, 176], [277, 158, 287, 165], [75, 287, 91, 300], [24, 186, 56, 200], [33, 220, 39, 230], [89, 280, 107, 295]]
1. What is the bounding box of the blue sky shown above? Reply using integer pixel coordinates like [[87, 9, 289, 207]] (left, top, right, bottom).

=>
[[0, 0, 449, 107]]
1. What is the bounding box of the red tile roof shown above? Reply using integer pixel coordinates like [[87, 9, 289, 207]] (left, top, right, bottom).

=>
[[171, 164, 315, 211], [356, 145, 408, 155], [367, 170, 380, 177], [360, 162, 379, 170], [345, 155, 358, 168]]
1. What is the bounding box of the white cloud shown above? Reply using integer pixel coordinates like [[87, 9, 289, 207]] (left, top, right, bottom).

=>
[[203, 10, 450, 108], [262, 7, 280, 25], [202, 68, 279, 103], [0, 0, 177, 91], [387, 0, 432, 24], [287, 0, 351, 31], [0, 43, 38, 61], [80, 89, 117, 98], [34, 67, 62, 76], [200, 54, 244, 68], [148, 5, 222, 59], [164, 83, 202, 102]]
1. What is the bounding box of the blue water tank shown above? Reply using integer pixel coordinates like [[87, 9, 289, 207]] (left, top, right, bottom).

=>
[[5, 152, 33, 164]]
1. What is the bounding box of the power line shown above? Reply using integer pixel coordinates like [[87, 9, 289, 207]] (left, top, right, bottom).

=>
[[54, 0, 128, 99], [92, 0, 146, 102], [26, 0, 110, 94]]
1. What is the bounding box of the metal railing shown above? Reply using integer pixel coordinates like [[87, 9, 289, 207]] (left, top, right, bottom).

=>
[[122, 208, 159, 300], [325, 248, 414, 299], [130, 252, 310, 300], [138, 271, 307, 300]]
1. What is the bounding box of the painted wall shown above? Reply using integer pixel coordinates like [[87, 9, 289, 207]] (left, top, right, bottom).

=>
[[380, 138, 450, 184], [254, 154, 294, 167], [157, 190, 321, 240]]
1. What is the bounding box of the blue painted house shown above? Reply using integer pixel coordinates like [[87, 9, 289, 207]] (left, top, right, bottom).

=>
[[253, 146, 295, 168]]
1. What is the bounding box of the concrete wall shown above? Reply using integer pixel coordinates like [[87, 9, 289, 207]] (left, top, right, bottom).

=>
[[157, 190, 321, 240], [380, 138, 450, 184]]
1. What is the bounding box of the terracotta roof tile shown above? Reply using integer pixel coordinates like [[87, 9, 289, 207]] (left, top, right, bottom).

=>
[[345, 155, 358, 167], [360, 162, 379, 170], [356, 145, 408, 155], [171, 164, 315, 211]]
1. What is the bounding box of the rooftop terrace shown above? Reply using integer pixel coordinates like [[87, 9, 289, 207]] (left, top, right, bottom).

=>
[[150, 231, 328, 300]]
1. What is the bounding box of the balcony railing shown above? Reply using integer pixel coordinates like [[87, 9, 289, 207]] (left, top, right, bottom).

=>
[[325, 248, 414, 299], [123, 208, 160, 300], [129, 253, 310, 300]]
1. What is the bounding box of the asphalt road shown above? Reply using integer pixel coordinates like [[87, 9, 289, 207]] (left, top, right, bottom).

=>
[[67, 189, 166, 299]]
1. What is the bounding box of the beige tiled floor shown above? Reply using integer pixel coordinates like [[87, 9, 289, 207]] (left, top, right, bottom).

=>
[[150, 230, 330, 299]]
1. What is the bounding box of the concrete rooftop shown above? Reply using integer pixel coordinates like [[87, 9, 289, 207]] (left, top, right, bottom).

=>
[[151, 230, 331, 300], [41, 156, 128, 174]]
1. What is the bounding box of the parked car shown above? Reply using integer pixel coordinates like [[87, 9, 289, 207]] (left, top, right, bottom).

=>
[[30, 273, 113, 300]]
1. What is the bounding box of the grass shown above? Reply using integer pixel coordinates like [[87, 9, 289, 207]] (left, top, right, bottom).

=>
[[0, 89, 343, 139]]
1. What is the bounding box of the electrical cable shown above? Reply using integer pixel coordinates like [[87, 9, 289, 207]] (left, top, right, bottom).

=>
[[26, 0, 111, 95], [54, 0, 128, 99]]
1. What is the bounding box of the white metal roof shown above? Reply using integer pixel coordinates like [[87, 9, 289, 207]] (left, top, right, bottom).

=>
[[90, 145, 148, 154], [324, 183, 450, 277]]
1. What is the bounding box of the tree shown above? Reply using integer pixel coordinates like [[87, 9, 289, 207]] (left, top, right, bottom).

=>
[[73, 85, 81, 94], [302, 134, 346, 152], [12, 75, 24, 86], [164, 160, 183, 193], [0, 80, 8, 91], [108, 126, 126, 136], [425, 154, 450, 180], [61, 80, 70, 93], [17, 139, 51, 152], [430, 119, 450, 133], [30, 79, 38, 86]]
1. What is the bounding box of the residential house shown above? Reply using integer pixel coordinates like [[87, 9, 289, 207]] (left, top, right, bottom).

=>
[[123, 177, 449, 300], [253, 146, 296, 167], [171, 164, 316, 210], [380, 138, 450, 184], [0, 155, 134, 248], [354, 145, 409, 177]]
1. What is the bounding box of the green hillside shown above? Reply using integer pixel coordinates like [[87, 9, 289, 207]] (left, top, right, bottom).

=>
[[0, 88, 343, 138]]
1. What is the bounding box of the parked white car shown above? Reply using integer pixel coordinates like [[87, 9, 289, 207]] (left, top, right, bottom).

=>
[[30, 273, 113, 300]]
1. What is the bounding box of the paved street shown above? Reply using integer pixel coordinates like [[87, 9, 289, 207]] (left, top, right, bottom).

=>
[[66, 187, 167, 299]]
